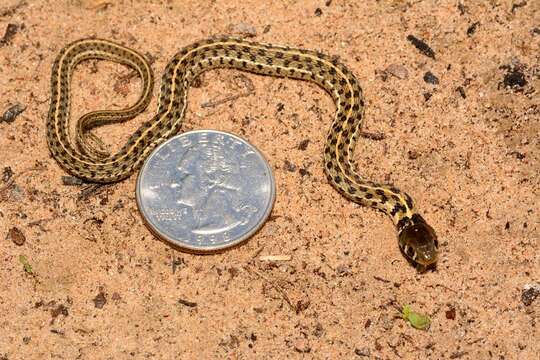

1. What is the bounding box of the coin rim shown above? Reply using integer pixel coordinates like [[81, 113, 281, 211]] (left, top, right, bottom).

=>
[[136, 129, 276, 253]]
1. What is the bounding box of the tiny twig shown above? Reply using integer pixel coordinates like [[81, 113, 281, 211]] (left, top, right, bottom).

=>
[[178, 298, 198, 307], [200, 91, 252, 108], [360, 131, 386, 141], [250, 246, 265, 260], [77, 184, 111, 200], [433, 283, 458, 293], [373, 275, 391, 283], [243, 265, 295, 311], [201, 74, 255, 108]]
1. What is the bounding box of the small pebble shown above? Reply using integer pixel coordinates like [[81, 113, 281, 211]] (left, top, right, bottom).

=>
[[1, 103, 26, 123], [62, 176, 84, 186], [50, 304, 69, 320], [299, 168, 310, 177], [406, 35, 436, 59], [508, 151, 525, 160], [355, 347, 371, 357], [522, 283, 540, 306], [467, 22, 479, 36], [336, 264, 351, 276], [458, 3, 467, 15], [408, 150, 419, 159], [0, 23, 19, 46], [297, 139, 310, 150], [220, 334, 240, 349], [423, 71, 439, 85], [295, 299, 310, 314], [93, 291, 107, 309], [7, 227, 26, 246], [385, 64, 409, 79], [445, 307, 456, 320], [503, 69, 527, 89], [364, 319, 372, 328], [283, 160, 297, 172], [178, 298, 198, 307], [379, 313, 394, 330], [314, 8, 322, 16], [293, 338, 311, 353], [313, 322, 324, 337], [511, 1, 527, 13], [2, 167, 13, 183], [230, 23, 257, 38]]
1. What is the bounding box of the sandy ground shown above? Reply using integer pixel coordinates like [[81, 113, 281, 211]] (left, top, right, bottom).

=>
[[1, 0, 539, 359]]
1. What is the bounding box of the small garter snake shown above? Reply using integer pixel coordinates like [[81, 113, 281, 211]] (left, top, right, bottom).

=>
[[46, 36, 438, 269]]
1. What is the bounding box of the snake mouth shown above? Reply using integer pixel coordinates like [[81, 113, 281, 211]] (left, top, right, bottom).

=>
[[415, 250, 438, 267], [400, 244, 438, 271], [415, 262, 437, 273]]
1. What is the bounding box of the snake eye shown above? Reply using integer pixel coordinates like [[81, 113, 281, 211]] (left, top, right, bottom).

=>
[[403, 244, 415, 259]]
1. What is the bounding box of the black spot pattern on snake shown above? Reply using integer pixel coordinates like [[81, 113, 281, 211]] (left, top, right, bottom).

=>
[[405, 194, 414, 209]]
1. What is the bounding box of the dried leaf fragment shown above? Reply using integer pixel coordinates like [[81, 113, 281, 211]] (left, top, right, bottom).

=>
[[19, 255, 33, 274]]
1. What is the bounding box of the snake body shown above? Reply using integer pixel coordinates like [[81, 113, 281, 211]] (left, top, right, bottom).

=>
[[46, 37, 438, 269]]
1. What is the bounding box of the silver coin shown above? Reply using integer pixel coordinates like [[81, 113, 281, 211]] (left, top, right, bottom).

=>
[[136, 130, 276, 252]]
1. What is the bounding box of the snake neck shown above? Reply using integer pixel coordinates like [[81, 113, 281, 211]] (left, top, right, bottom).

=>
[[323, 138, 417, 227]]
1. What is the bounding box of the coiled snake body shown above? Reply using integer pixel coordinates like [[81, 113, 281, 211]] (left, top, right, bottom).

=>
[[46, 37, 438, 269]]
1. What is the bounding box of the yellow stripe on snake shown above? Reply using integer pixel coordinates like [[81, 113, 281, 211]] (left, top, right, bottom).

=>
[[46, 37, 438, 270]]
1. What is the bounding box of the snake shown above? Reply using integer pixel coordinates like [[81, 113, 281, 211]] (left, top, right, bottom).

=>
[[46, 36, 438, 270]]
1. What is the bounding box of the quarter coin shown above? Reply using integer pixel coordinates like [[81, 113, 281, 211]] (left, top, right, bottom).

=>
[[136, 130, 276, 252]]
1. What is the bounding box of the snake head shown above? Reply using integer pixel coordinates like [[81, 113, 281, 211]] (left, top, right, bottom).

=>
[[398, 214, 438, 271]]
